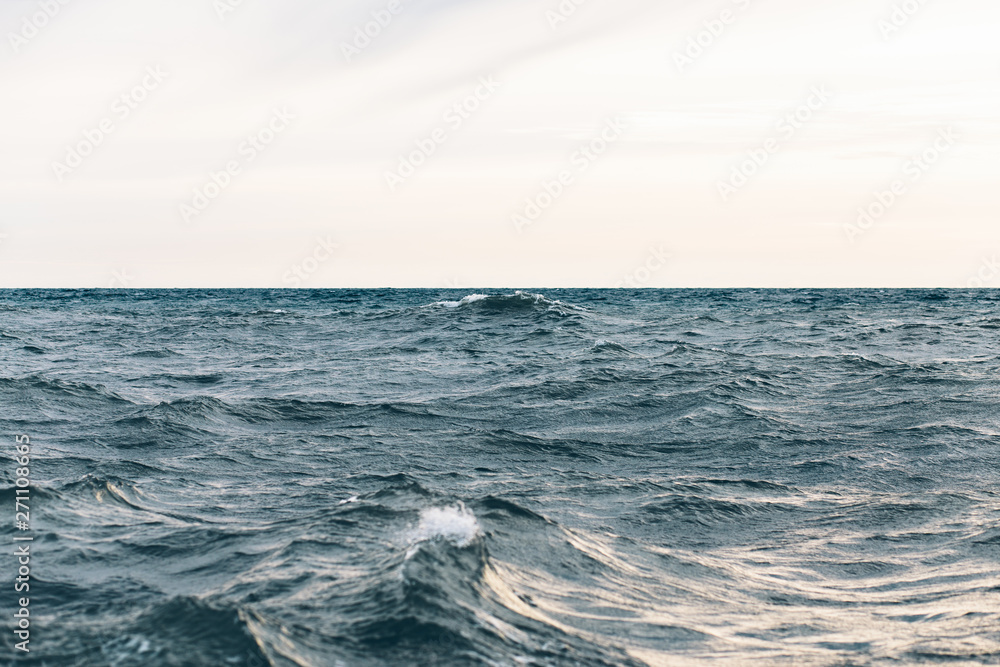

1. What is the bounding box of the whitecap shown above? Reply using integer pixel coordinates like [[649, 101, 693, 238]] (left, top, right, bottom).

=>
[[431, 294, 490, 308], [405, 504, 481, 558]]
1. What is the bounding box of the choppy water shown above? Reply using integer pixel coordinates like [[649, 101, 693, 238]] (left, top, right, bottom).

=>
[[2, 289, 999, 666]]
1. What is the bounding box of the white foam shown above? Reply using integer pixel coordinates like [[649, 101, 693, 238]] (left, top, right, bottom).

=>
[[406, 504, 481, 552], [433, 294, 490, 308]]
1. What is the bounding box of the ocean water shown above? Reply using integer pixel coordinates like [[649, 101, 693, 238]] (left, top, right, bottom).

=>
[[2, 289, 999, 667]]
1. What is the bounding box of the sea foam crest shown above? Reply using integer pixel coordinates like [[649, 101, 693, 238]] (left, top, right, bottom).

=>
[[433, 294, 490, 308], [406, 504, 481, 555], [428, 291, 581, 312]]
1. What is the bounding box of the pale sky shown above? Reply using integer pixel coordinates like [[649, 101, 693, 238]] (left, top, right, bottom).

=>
[[1, 0, 998, 287]]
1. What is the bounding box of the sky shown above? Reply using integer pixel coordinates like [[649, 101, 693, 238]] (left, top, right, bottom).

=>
[[1, 0, 998, 288]]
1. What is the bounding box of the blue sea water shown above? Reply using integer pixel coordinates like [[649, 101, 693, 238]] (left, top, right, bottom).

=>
[[1, 289, 999, 666]]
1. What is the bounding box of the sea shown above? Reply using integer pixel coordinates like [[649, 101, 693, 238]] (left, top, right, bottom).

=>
[[1, 289, 998, 666]]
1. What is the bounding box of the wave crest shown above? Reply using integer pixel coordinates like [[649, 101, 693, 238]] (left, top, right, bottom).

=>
[[406, 504, 481, 556], [429, 291, 585, 315]]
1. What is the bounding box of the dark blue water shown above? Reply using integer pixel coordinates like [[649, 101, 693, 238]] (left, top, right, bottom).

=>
[[2, 289, 999, 666]]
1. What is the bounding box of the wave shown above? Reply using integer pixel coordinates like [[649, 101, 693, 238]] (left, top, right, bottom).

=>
[[107, 396, 472, 432], [248, 308, 290, 316], [428, 291, 587, 316], [431, 293, 491, 308], [126, 348, 182, 358], [0, 374, 133, 405], [59, 474, 149, 511], [99, 597, 267, 667], [590, 338, 632, 355], [636, 494, 784, 526], [376, 498, 642, 666]]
